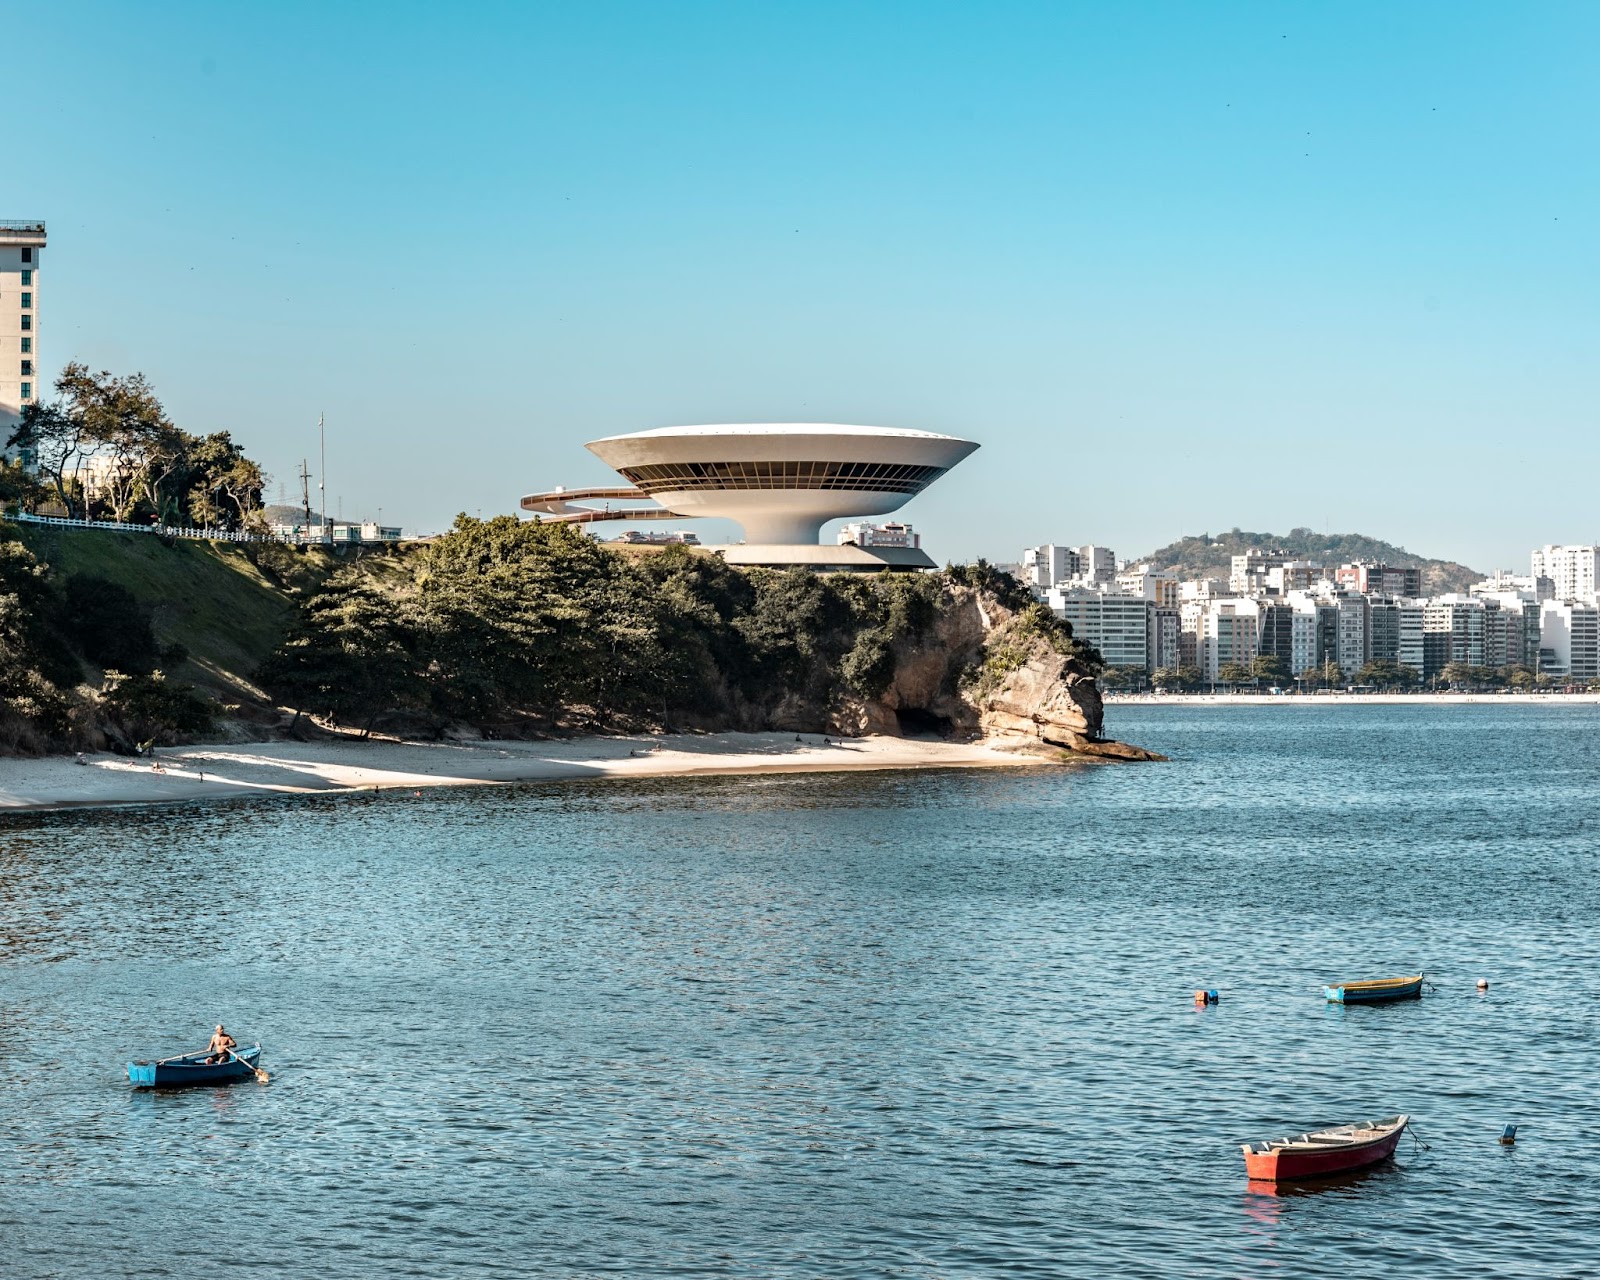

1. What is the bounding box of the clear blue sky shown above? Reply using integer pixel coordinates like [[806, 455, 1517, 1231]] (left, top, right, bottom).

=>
[[24, 1, 1599, 567]]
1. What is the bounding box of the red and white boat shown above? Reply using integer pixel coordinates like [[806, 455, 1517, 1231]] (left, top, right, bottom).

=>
[[1241, 1114, 1409, 1181]]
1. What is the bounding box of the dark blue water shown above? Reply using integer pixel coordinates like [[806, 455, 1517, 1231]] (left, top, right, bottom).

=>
[[3, 705, 1597, 1277]]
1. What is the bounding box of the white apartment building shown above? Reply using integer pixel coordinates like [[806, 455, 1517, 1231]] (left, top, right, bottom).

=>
[[1179, 577, 1229, 602], [1537, 601, 1599, 680], [838, 521, 919, 549], [1078, 545, 1117, 585], [1530, 546, 1600, 603], [1, 220, 44, 464], [1199, 599, 1260, 683], [1229, 551, 1288, 594], [1043, 585, 1150, 671], [1290, 604, 1320, 677], [1115, 562, 1180, 608], [1266, 560, 1326, 594], [1472, 571, 1538, 598], [1335, 595, 1367, 675], [1021, 544, 1080, 590]]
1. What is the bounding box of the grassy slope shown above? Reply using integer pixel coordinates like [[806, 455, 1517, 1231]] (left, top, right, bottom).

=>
[[16, 527, 358, 702], [1136, 528, 1482, 595]]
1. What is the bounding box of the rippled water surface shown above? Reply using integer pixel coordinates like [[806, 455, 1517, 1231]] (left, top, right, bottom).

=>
[[3, 704, 1598, 1277]]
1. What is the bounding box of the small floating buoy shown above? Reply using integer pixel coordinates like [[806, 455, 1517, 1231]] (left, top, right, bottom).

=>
[[1193, 989, 1219, 1005], [1477, 978, 1489, 991], [1499, 1124, 1517, 1145]]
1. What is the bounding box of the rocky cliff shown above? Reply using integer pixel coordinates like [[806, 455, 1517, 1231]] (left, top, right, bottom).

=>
[[840, 585, 1164, 761]]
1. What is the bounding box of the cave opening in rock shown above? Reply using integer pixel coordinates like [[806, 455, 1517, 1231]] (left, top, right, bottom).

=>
[[895, 707, 955, 738]]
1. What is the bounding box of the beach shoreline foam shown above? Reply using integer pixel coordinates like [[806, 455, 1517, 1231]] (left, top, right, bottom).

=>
[[0, 732, 1050, 815]]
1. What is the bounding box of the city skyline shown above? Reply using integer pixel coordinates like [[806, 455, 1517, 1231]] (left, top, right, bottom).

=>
[[20, 2, 1600, 565]]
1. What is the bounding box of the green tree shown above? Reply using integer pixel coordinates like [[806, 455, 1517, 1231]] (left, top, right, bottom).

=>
[[56, 575, 160, 675], [185, 432, 266, 531], [1437, 661, 1497, 690], [1152, 665, 1202, 691], [0, 459, 48, 511], [1216, 661, 1251, 687], [5, 400, 92, 517], [0, 532, 74, 751], [1500, 664, 1537, 690], [1251, 654, 1290, 686], [99, 671, 215, 743], [258, 572, 419, 734], [1355, 659, 1419, 688], [54, 363, 175, 521], [1099, 665, 1148, 691]]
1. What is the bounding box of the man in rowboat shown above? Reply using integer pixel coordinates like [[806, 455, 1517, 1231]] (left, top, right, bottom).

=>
[[205, 1025, 237, 1064]]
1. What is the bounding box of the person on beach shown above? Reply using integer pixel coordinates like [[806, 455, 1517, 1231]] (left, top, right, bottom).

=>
[[205, 1025, 237, 1064]]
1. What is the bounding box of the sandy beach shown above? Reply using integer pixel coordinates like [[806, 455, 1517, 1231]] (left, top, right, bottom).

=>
[[1106, 692, 1600, 706], [0, 732, 1046, 814]]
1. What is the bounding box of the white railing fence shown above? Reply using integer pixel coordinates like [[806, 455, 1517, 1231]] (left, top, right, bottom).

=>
[[3, 509, 399, 546]]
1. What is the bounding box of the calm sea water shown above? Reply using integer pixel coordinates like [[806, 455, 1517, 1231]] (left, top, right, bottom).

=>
[[3, 705, 1598, 1277]]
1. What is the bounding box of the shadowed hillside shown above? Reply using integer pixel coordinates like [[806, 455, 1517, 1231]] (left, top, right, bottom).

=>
[[14, 526, 393, 701], [1136, 528, 1482, 595]]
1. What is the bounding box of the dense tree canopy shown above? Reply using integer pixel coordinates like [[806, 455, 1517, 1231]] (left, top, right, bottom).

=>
[[1355, 659, 1420, 688], [259, 516, 1001, 736], [4, 364, 265, 529]]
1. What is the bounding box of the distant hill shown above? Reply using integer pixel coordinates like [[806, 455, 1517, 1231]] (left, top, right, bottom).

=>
[[1135, 528, 1482, 595], [263, 503, 325, 526]]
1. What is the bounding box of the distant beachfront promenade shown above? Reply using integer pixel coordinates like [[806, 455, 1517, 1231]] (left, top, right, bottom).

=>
[[1106, 690, 1600, 706]]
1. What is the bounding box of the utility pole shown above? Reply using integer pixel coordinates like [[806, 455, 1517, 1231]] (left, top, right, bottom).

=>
[[299, 459, 312, 542], [319, 413, 329, 544]]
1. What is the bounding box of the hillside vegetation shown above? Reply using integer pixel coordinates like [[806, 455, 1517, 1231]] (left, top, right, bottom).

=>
[[16, 527, 351, 696], [260, 517, 1101, 738], [1136, 528, 1482, 595], [3, 515, 1108, 757], [0, 521, 391, 754]]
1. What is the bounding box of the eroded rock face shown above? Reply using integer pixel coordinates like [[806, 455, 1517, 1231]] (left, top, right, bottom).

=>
[[978, 648, 1103, 749], [835, 586, 985, 738], [838, 585, 1163, 761]]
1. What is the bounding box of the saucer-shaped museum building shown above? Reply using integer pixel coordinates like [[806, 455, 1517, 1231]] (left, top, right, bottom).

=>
[[522, 424, 978, 570]]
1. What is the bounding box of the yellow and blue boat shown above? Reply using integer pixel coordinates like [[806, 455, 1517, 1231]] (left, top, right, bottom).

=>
[[1324, 973, 1424, 1004]]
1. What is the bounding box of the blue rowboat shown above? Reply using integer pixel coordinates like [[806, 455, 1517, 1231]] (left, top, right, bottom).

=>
[[1324, 974, 1424, 1005], [127, 1044, 263, 1088]]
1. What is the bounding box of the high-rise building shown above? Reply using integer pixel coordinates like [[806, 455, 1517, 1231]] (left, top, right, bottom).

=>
[[1256, 601, 1297, 672], [1, 220, 45, 465], [1150, 606, 1181, 672], [1230, 550, 1291, 594], [1335, 561, 1422, 598], [1422, 596, 1486, 676], [1538, 601, 1599, 680], [1266, 560, 1327, 594], [1397, 602, 1425, 675], [1116, 563, 1180, 608], [1020, 544, 1081, 590], [1335, 595, 1368, 675], [1199, 599, 1260, 683], [1530, 546, 1600, 603], [1043, 584, 1150, 671], [1078, 545, 1118, 586], [1368, 600, 1401, 665]]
